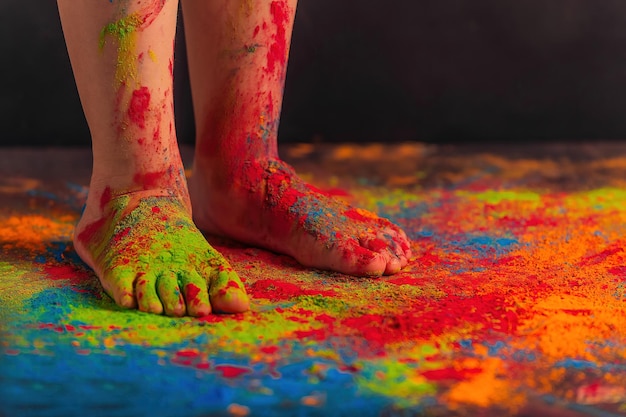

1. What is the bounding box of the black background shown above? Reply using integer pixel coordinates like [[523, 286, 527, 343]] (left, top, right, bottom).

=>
[[3, 1, 626, 146]]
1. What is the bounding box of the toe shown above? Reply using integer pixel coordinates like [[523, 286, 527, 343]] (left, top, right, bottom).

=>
[[135, 271, 163, 314], [398, 254, 408, 268], [382, 226, 412, 258], [359, 232, 405, 275], [341, 240, 387, 276], [105, 266, 137, 309], [156, 271, 186, 317], [384, 253, 403, 275], [396, 230, 413, 259], [383, 227, 410, 250], [207, 266, 250, 314], [180, 270, 211, 317], [388, 237, 409, 270]]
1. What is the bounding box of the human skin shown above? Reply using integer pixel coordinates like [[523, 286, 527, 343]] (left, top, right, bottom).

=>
[[183, 0, 412, 277], [57, 0, 412, 317], [58, 0, 249, 317]]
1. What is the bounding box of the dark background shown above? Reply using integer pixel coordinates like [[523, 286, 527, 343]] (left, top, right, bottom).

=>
[[3, 1, 626, 146]]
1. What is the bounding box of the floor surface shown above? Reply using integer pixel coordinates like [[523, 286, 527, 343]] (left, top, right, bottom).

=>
[[2, 143, 626, 417]]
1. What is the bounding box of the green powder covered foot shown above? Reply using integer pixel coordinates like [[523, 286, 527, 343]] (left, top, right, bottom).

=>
[[74, 191, 249, 317]]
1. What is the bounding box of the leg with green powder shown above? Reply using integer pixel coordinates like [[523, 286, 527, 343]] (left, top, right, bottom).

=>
[[57, 0, 249, 316], [182, 0, 413, 276]]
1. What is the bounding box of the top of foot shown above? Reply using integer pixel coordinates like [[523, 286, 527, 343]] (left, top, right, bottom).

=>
[[190, 159, 412, 276]]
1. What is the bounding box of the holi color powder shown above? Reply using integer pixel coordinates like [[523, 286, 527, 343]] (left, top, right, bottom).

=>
[[4, 143, 626, 416]]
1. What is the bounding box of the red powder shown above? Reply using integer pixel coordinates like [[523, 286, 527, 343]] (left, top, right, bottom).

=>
[[100, 187, 112, 210], [79, 325, 101, 330], [294, 328, 326, 341], [578, 245, 623, 267], [214, 365, 250, 378], [349, 244, 377, 265], [112, 227, 131, 244], [133, 170, 165, 188], [42, 265, 91, 286], [421, 367, 483, 381], [609, 266, 626, 279], [341, 294, 523, 348], [196, 314, 228, 324], [315, 313, 335, 326], [77, 218, 106, 244], [266, 1, 289, 73], [195, 362, 210, 370], [416, 252, 443, 267], [386, 276, 426, 286], [253, 25, 260, 37], [152, 206, 161, 213], [323, 188, 351, 197], [176, 349, 200, 358], [344, 209, 369, 222], [185, 283, 201, 304], [168, 59, 173, 76], [368, 238, 388, 252], [137, 0, 167, 29], [226, 281, 241, 290], [128, 87, 151, 129], [260, 346, 279, 354]]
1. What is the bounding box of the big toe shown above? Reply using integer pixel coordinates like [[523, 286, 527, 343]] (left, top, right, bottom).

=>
[[384, 255, 403, 275], [359, 233, 404, 275], [207, 267, 250, 313], [338, 240, 387, 277]]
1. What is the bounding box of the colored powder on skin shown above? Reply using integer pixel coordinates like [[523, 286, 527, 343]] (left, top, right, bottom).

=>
[[185, 283, 202, 305], [99, 13, 143, 84], [133, 170, 165, 189], [100, 186, 112, 210], [70, 193, 252, 323], [99, 1, 167, 85], [266, 1, 289, 74], [128, 86, 151, 129]]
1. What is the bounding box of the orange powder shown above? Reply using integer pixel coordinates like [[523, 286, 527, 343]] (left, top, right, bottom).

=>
[[0, 215, 75, 252]]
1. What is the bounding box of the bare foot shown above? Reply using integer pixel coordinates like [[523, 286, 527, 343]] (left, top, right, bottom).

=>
[[190, 159, 412, 276], [74, 188, 249, 316]]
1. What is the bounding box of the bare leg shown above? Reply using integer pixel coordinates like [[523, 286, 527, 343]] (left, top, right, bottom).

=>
[[58, 0, 248, 316], [182, 0, 412, 276]]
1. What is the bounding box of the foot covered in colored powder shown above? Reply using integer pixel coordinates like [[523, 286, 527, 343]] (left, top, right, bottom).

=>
[[190, 159, 413, 276], [74, 190, 250, 316]]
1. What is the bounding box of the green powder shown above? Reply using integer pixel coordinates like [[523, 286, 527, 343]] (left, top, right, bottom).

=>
[[99, 13, 143, 84], [466, 190, 542, 205]]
